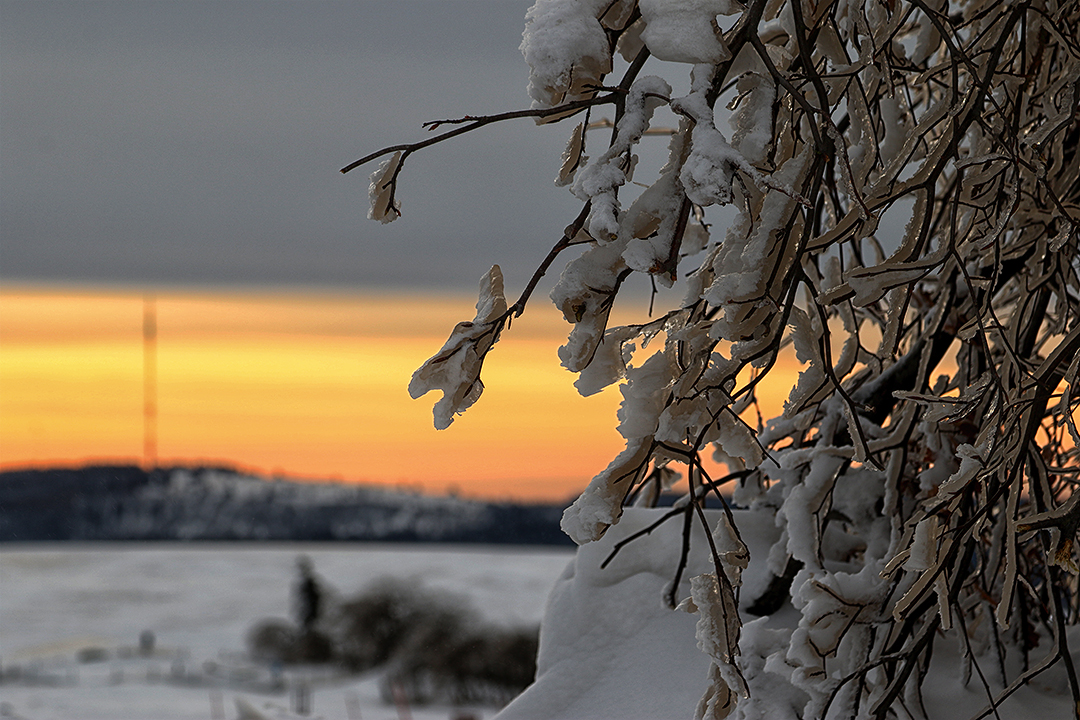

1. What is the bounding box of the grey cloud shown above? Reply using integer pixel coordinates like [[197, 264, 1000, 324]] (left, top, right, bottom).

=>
[[0, 0, 586, 292]]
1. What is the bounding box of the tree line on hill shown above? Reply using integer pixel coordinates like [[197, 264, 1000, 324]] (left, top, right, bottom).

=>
[[0, 465, 573, 545]]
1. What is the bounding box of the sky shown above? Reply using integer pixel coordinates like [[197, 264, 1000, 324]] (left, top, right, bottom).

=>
[[0, 1, 787, 499], [0, 286, 799, 500], [0, 0, 591, 292], [1, 287, 646, 501]]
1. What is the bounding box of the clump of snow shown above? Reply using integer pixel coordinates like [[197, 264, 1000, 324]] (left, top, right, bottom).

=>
[[905, 515, 941, 571], [520, 0, 613, 109], [702, 144, 812, 340], [728, 73, 775, 165], [673, 69, 748, 209], [638, 0, 741, 65], [551, 240, 628, 373], [409, 265, 507, 429], [783, 306, 827, 415], [572, 76, 673, 241], [620, 124, 692, 283], [572, 326, 640, 396], [937, 438, 989, 497], [560, 437, 652, 544], [678, 572, 747, 720], [617, 350, 676, 440], [713, 513, 750, 590]]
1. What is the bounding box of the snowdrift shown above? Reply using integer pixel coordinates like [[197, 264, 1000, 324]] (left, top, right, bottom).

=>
[[497, 507, 780, 720], [499, 507, 1080, 720]]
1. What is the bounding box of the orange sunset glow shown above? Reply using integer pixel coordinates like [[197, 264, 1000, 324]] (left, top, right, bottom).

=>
[[0, 288, 801, 501]]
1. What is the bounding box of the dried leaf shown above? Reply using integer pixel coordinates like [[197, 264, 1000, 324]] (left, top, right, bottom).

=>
[[556, 122, 586, 187]]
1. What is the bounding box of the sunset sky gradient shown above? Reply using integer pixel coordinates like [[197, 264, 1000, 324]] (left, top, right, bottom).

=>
[[1, 288, 626, 500], [0, 288, 800, 501]]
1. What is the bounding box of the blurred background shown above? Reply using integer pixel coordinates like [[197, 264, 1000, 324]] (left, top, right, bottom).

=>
[[0, 0, 787, 501], [0, 0, 645, 501]]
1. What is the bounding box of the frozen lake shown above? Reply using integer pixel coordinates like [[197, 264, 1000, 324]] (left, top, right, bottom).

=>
[[0, 543, 574, 720]]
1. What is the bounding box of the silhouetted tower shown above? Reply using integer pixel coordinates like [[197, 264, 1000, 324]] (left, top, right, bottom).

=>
[[143, 294, 158, 469]]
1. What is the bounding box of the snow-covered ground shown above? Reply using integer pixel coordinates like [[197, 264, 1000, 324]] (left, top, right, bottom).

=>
[[0, 543, 574, 720]]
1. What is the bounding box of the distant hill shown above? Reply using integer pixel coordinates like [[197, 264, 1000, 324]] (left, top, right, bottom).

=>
[[0, 466, 574, 545]]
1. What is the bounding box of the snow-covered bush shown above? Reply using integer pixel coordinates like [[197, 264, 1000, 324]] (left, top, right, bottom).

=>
[[345, 0, 1080, 717]]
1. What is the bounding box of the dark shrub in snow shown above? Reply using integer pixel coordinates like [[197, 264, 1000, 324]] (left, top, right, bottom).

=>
[[246, 570, 539, 706], [382, 626, 539, 706]]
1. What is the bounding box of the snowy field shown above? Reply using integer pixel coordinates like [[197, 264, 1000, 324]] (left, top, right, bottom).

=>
[[3, 532, 1078, 720], [0, 543, 574, 720]]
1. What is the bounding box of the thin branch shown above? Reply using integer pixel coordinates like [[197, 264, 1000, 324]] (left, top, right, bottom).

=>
[[340, 94, 618, 175]]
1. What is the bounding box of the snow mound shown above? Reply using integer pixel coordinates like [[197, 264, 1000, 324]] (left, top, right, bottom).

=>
[[497, 507, 779, 720], [497, 504, 1080, 720]]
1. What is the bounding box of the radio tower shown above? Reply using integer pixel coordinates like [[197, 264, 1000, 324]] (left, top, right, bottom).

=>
[[143, 294, 158, 469]]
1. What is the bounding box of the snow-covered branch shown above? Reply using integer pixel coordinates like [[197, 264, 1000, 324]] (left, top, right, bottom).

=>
[[347, 0, 1080, 714]]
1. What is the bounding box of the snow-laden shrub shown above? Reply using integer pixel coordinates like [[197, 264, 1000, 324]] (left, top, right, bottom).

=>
[[346, 0, 1080, 717]]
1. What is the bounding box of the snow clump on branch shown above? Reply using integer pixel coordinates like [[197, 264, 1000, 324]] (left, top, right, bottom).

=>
[[408, 265, 507, 430], [520, 0, 616, 110], [572, 75, 673, 241], [639, 0, 741, 64]]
